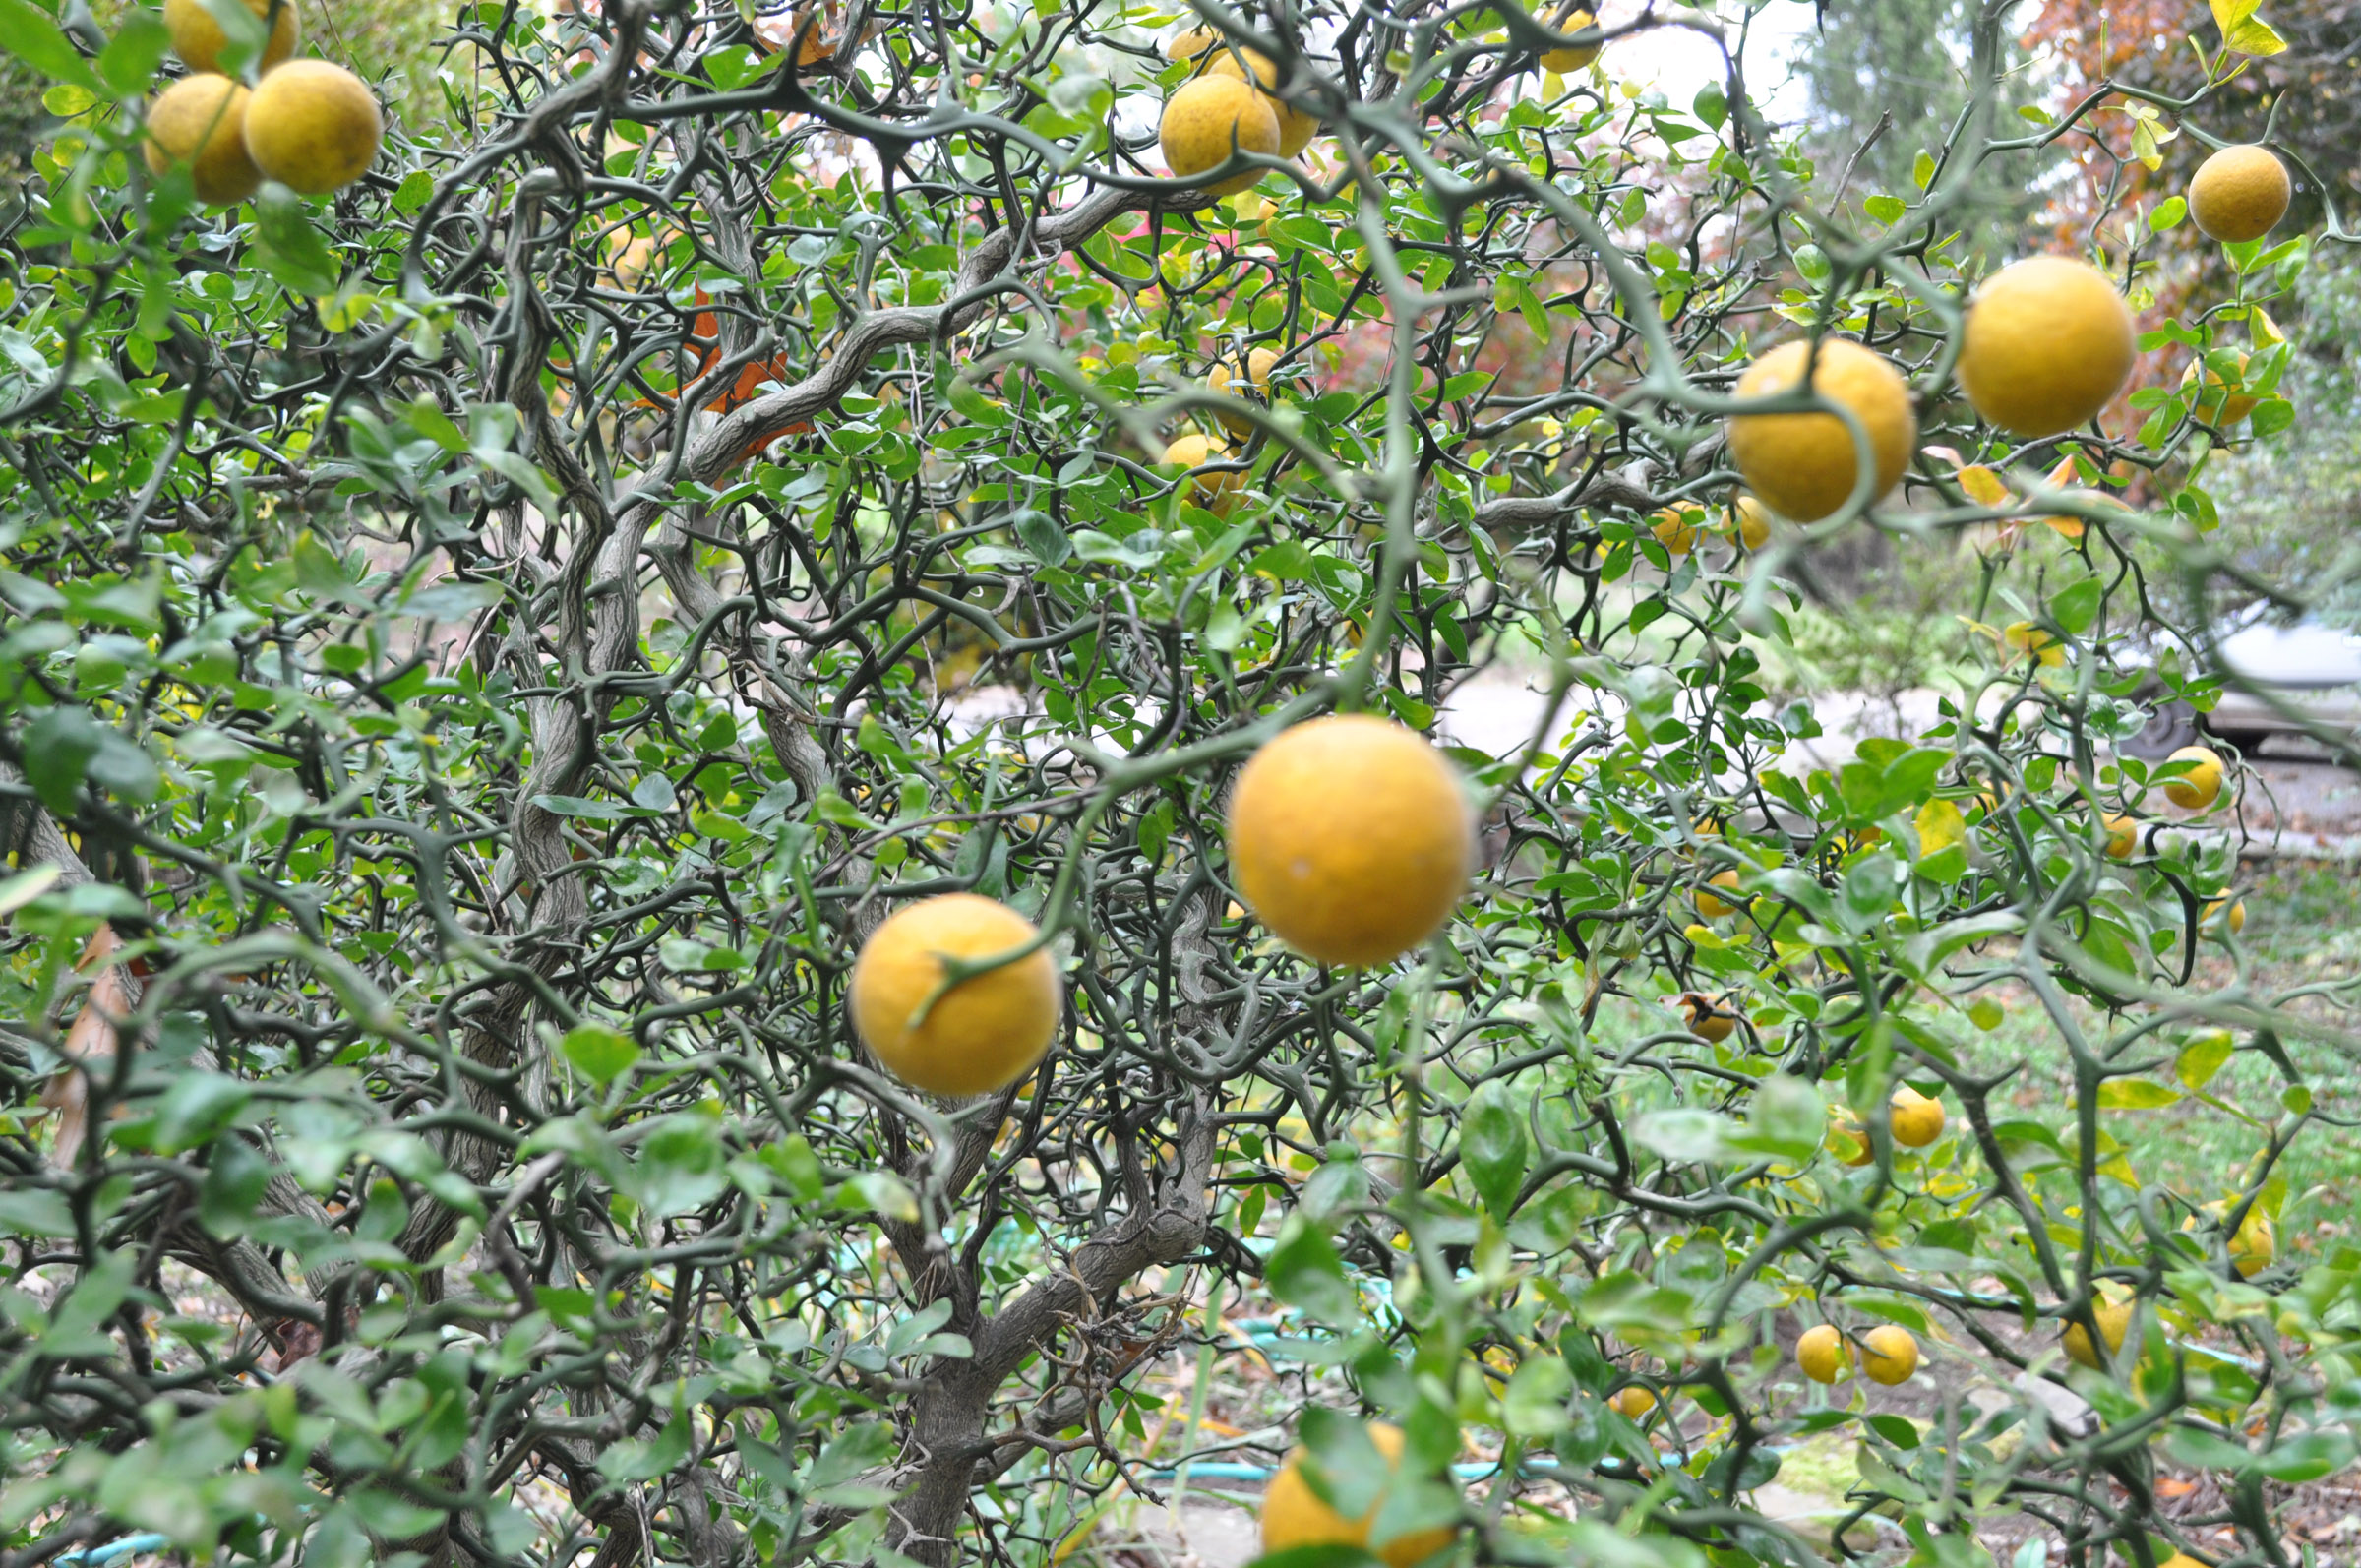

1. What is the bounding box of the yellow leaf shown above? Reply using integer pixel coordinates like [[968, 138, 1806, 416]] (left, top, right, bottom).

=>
[[1914, 798, 1966, 855], [1957, 464, 2009, 506], [2224, 15, 2287, 54]]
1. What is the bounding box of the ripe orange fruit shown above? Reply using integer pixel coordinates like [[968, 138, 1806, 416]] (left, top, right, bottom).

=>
[[2229, 1209, 2273, 1278], [2203, 897, 2246, 935], [1608, 1385, 1657, 1420], [1730, 494, 1773, 550], [2189, 144, 2291, 243], [1159, 75, 1280, 197], [2185, 353, 2259, 426], [1203, 48, 1318, 157], [1859, 1325, 1919, 1385], [243, 60, 383, 195], [2160, 745, 2224, 810], [1540, 5, 1601, 71], [1956, 257, 2135, 438], [1649, 506, 1700, 556], [145, 75, 262, 206], [1796, 1324, 1850, 1383], [1259, 1421, 1457, 1568], [2063, 1300, 2131, 1369], [163, 0, 296, 73], [1692, 869, 1741, 918], [1208, 346, 1280, 438], [849, 894, 1061, 1096], [1829, 1115, 1874, 1167], [1726, 338, 1916, 522], [1227, 715, 1474, 966], [1889, 1085, 1944, 1148], [2102, 813, 2139, 860], [1163, 432, 1242, 513], [1677, 992, 1736, 1043]]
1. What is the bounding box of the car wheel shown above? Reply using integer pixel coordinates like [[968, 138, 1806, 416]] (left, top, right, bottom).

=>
[[2121, 700, 2200, 760]]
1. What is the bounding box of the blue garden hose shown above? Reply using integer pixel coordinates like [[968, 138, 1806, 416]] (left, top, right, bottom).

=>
[[56, 1535, 169, 1568]]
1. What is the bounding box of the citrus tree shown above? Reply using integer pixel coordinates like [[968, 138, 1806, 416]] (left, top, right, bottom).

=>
[[2, 1, 2358, 1568]]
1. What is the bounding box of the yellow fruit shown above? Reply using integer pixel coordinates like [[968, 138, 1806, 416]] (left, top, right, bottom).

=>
[[2001, 621, 2065, 669], [1227, 714, 1474, 967], [1649, 506, 1700, 556], [1608, 1385, 1657, 1420], [1540, 5, 1600, 71], [1730, 493, 1773, 550], [1889, 1085, 1944, 1148], [2203, 897, 2246, 935], [1796, 1324, 1850, 1383], [2189, 144, 2290, 243], [2062, 1300, 2131, 1369], [164, 0, 296, 74], [1203, 49, 1318, 158], [1692, 868, 1741, 918], [2230, 1210, 2273, 1278], [1260, 1421, 1457, 1568], [2102, 813, 2139, 860], [1830, 1116, 1873, 1167], [1159, 74, 1280, 197], [242, 59, 383, 196], [144, 74, 262, 206], [1677, 992, 1735, 1044], [2160, 744, 2223, 811], [1209, 346, 1281, 437], [1957, 257, 2136, 438], [1163, 432, 1243, 513], [2184, 353, 2259, 426], [1727, 338, 1916, 523], [1859, 1325, 1919, 1385], [849, 893, 1061, 1097], [1165, 25, 1218, 62]]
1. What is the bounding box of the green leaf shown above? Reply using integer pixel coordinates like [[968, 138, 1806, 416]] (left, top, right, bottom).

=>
[[0, 1189, 76, 1237], [23, 706, 103, 814], [95, 9, 168, 95], [1459, 1080, 1530, 1220], [1862, 193, 1906, 225], [1912, 150, 1937, 189], [151, 1072, 254, 1155], [2253, 1429, 2352, 1482], [597, 1403, 694, 1482], [2049, 577, 2102, 634], [0, 0, 101, 90], [560, 1022, 640, 1085], [2149, 196, 2188, 232], [633, 1116, 727, 1218], [1011, 508, 1071, 566], [1266, 1214, 1359, 1323], [252, 185, 341, 295], [1501, 1353, 1572, 1437], [199, 1137, 272, 1237], [1630, 1108, 1735, 1163]]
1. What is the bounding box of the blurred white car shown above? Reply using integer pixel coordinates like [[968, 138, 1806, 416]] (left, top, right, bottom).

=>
[[2125, 619, 2361, 758]]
